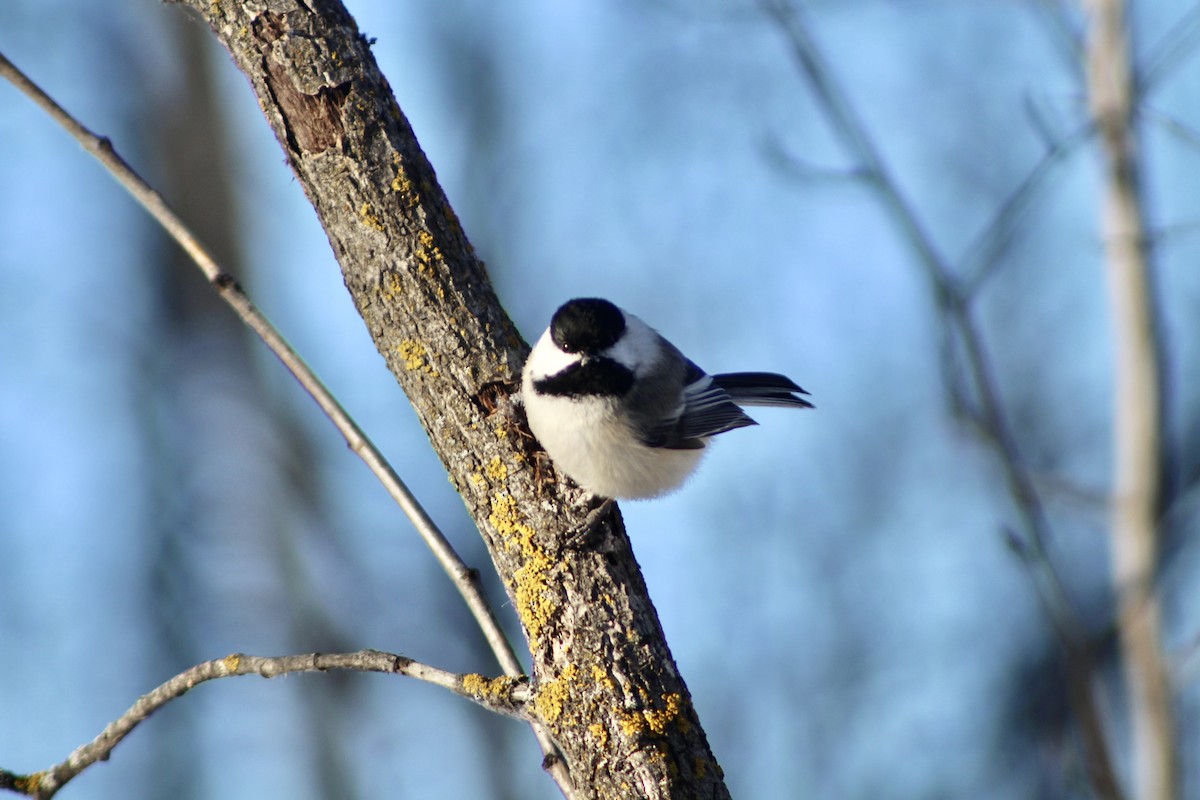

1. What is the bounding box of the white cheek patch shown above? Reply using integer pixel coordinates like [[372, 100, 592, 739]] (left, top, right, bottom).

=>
[[527, 328, 582, 378], [605, 314, 662, 374]]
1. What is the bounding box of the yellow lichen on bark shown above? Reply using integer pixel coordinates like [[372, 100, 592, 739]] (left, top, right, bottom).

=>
[[461, 673, 523, 704], [484, 455, 508, 482], [617, 692, 686, 738], [488, 494, 556, 649], [358, 202, 385, 232], [533, 663, 578, 728], [397, 339, 437, 375], [415, 230, 443, 276]]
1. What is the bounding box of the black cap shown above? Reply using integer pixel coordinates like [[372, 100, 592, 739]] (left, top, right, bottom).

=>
[[550, 298, 626, 354]]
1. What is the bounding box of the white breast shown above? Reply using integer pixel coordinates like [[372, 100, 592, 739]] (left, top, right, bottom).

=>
[[521, 329, 707, 499]]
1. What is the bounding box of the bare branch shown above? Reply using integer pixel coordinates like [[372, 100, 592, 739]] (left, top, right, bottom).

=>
[[761, 0, 1075, 626], [761, 2, 1123, 794], [1029, 0, 1088, 79], [153, 2, 737, 794], [1141, 1, 1200, 92], [0, 651, 529, 800], [1143, 102, 1200, 154], [0, 49, 569, 792], [1022, 91, 1064, 152], [1126, 108, 1200, 243], [759, 0, 949, 294], [1085, 1, 1177, 798], [0, 45, 518, 694], [960, 122, 1092, 294], [763, 134, 870, 183]]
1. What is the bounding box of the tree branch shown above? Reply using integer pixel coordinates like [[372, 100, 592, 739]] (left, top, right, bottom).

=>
[[0, 651, 529, 800], [1140, 1, 1200, 92], [0, 45, 556, 781], [959, 121, 1093, 294], [761, 2, 1123, 795], [1084, 1, 1176, 797], [29, 1, 730, 796]]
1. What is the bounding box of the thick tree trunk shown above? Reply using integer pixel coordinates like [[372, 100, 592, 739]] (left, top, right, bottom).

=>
[[169, 1, 732, 797]]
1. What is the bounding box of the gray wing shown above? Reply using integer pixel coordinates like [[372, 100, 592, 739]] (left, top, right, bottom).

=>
[[637, 352, 757, 450]]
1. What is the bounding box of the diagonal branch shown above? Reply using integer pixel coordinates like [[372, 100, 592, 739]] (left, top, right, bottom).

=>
[[761, 2, 1122, 796], [959, 121, 1093, 294], [1140, 1, 1200, 92], [0, 49, 568, 792], [761, 0, 1072, 620], [6, 0, 739, 793], [157, 1, 735, 796], [0, 651, 529, 800], [760, 0, 949, 297]]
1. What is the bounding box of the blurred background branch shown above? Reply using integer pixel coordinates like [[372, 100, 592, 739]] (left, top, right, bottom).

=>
[[0, 43, 568, 796], [760, 1, 1121, 793], [1085, 1, 1175, 798]]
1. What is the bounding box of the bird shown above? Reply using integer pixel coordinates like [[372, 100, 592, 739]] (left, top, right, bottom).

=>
[[520, 297, 812, 500]]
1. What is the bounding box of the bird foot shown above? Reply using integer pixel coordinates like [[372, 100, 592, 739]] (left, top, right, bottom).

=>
[[563, 497, 616, 550]]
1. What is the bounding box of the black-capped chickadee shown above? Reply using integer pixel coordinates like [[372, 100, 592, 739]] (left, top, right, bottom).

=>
[[521, 298, 812, 500]]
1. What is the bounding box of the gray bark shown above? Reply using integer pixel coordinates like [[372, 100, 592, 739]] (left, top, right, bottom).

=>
[[168, 1, 732, 797]]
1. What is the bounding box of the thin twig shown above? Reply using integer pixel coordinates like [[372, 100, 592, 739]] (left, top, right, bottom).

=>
[[1030, 0, 1087, 78], [0, 50, 571, 795], [761, 0, 949, 296], [960, 121, 1093, 294], [1140, 0, 1200, 92], [0, 50, 514, 674], [1022, 91, 1061, 152], [1085, 1, 1176, 798], [762, 134, 869, 183], [762, 0, 1071, 603], [1143, 102, 1200, 154], [761, 2, 1123, 795], [0, 651, 529, 799]]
